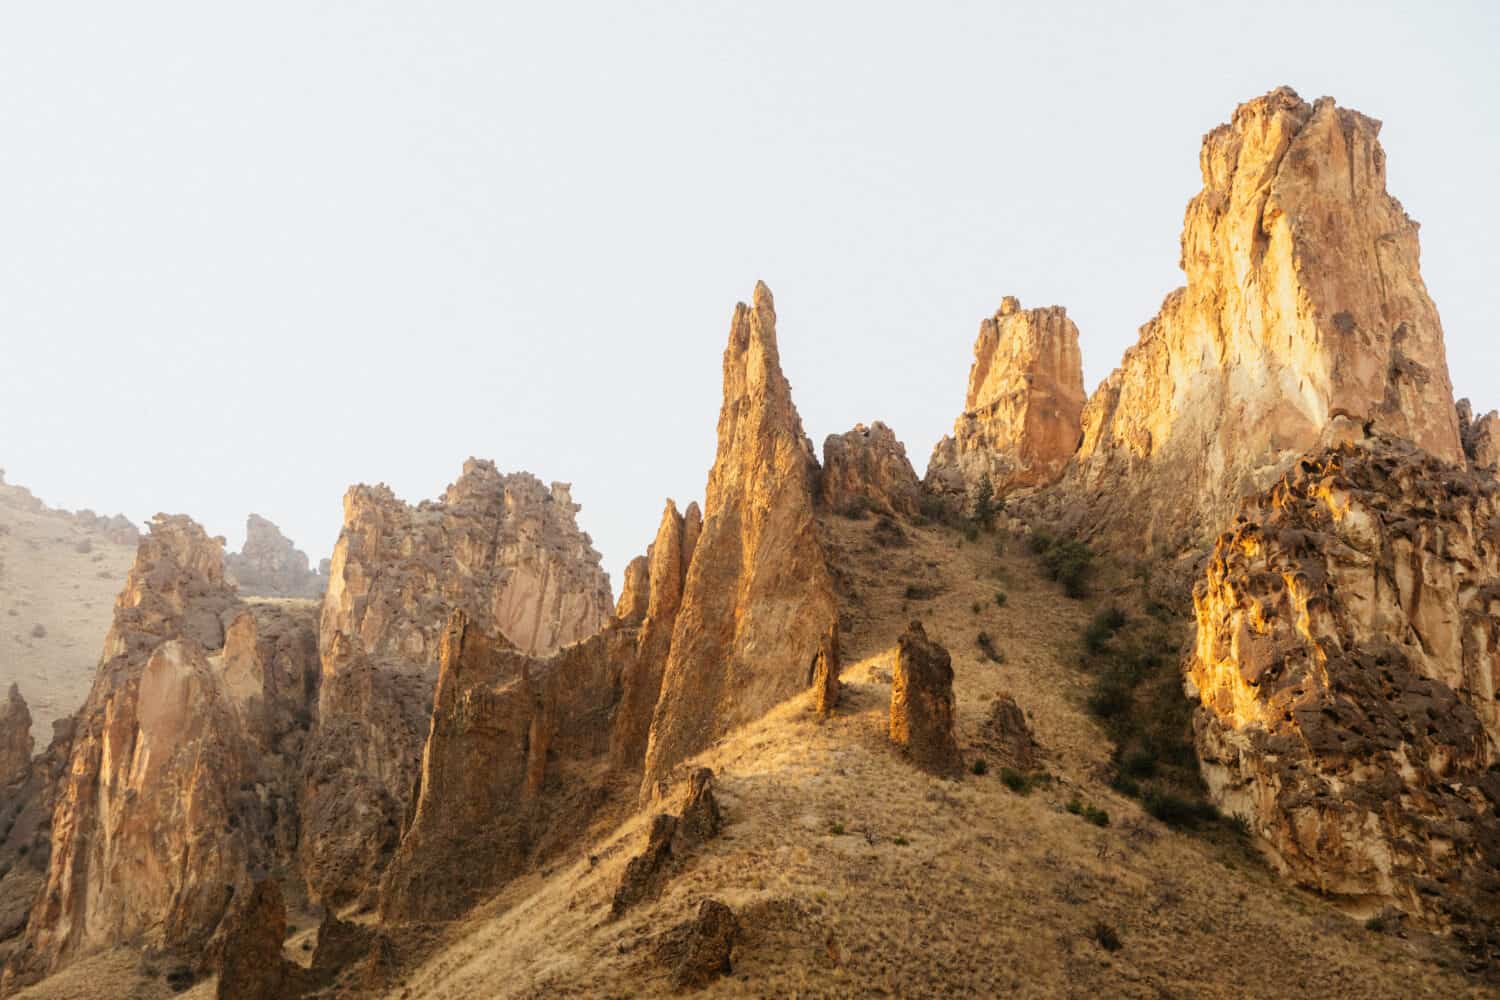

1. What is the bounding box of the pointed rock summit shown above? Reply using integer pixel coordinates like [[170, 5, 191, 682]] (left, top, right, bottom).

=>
[[821, 422, 923, 518], [1045, 87, 1463, 553], [0, 685, 32, 788], [642, 282, 838, 789], [224, 513, 325, 599], [926, 297, 1086, 501]]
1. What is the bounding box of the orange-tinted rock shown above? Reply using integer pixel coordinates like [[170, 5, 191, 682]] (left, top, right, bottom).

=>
[[379, 610, 636, 923], [224, 513, 325, 599], [890, 621, 961, 776], [612, 769, 722, 918], [655, 898, 739, 990], [926, 299, 1085, 501], [1046, 88, 1463, 555], [8, 516, 319, 983], [821, 422, 922, 518], [615, 555, 651, 623], [0, 685, 32, 788], [810, 625, 840, 718], [642, 284, 838, 790], [611, 500, 695, 771], [1189, 434, 1500, 932], [302, 461, 614, 907]]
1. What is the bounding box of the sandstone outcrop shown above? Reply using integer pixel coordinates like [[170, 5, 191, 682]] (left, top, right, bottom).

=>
[[1041, 88, 1463, 555], [642, 283, 838, 789], [810, 625, 840, 718], [977, 694, 1042, 771], [379, 610, 637, 923], [821, 422, 922, 518], [890, 621, 961, 776], [612, 769, 723, 918], [610, 500, 700, 771], [5, 516, 320, 986], [926, 298, 1086, 502], [654, 898, 739, 990], [1188, 433, 1500, 934], [215, 880, 299, 1000], [224, 513, 326, 599], [1459, 399, 1500, 475], [302, 461, 614, 906], [0, 684, 32, 788]]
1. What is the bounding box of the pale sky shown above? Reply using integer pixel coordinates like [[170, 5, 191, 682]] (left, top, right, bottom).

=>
[[3, 2, 1496, 590]]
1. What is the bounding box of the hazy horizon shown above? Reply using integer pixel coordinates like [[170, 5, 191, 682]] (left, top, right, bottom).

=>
[[4, 2, 1497, 590]]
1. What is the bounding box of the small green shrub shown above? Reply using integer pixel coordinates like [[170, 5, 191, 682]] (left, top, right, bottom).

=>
[[994, 591, 1008, 607], [971, 600, 982, 615], [829, 822, 846, 835], [1029, 532, 1094, 598], [893, 835, 910, 846], [1083, 606, 1128, 653], [976, 632, 1004, 664], [1143, 791, 1218, 830], [971, 758, 988, 776], [1092, 921, 1122, 952], [1084, 805, 1110, 827], [904, 584, 939, 601], [1065, 796, 1083, 815], [1000, 768, 1031, 794]]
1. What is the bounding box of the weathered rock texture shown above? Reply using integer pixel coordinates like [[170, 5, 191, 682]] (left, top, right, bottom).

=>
[[1045, 88, 1463, 554], [224, 513, 326, 599], [925, 298, 1086, 501], [821, 422, 922, 518], [1188, 434, 1500, 933], [1459, 399, 1500, 476], [610, 500, 700, 771], [611, 769, 722, 918], [977, 694, 1042, 772], [0, 684, 32, 788], [810, 625, 841, 718], [215, 879, 298, 1000], [890, 621, 962, 777], [642, 283, 838, 789], [378, 610, 636, 923], [301, 461, 613, 907], [654, 898, 739, 990], [5, 516, 320, 985]]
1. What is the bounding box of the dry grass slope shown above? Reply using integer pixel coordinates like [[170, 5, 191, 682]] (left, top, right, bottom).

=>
[[362, 516, 1482, 999]]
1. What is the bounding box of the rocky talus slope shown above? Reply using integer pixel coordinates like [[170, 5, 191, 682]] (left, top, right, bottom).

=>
[[1188, 430, 1500, 949], [642, 281, 839, 792], [1035, 87, 1463, 556], [0, 473, 137, 743], [926, 298, 1087, 501], [224, 514, 326, 598]]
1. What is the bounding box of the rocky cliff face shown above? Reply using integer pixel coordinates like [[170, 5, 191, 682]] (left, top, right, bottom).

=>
[[0, 684, 32, 788], [224, 514, 326, 599], [300, 461, 614, 906], [1043, 88, 1462, 554], [379, 610, 637, 923], [1188, 432, 1500, 934], [1459, 399, 1500, 476], [925, 298, 1086, 501], [5, 516, 319, 985], [642, 283, 838, 790], [822, 422, 923, 517]]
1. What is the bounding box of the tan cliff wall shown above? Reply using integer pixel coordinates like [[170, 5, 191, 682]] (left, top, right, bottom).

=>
[[300, 461, 614, 907], [927, 298, 1086, 500], [1188, 432, 1500, 937], [1037, 87, 1462, 555]]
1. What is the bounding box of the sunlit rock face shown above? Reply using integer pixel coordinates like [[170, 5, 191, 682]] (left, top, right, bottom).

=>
[[300, 462, 614, 907], [5, 516, 319, 985], [926, 298, 1086, 502], [642, 283, 838, 791], [1188, 432, 1500, 932], [224, 513, 325, 599], [1046, 87, 1463, 555], [822, 422, 923, 517]]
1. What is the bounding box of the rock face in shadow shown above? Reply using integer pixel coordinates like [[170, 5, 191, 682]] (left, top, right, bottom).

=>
[[224, 513, 325, 599], [215, 880, 298, 1000], [4, 516, 320, 987], [810, 625, 841, 719], [654, 898, 739, 990], [378, 610, 637, 924], [926, 298, 1086, 501], [821, 422, 923, 518], [300, 461, 614, 907], [890, 621, 961, 777], [0, 684, 32, 788], [1459, 399, 1500, 476], [1040, 88, 1463, 556], [1188, 433, 1500, 937], [611, 768, 722, 918], [642, 283, 838, 790]]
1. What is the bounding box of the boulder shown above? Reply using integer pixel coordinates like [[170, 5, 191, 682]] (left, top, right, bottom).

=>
[[655, 899, 739, 991], [889, 621, 961, 776]]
